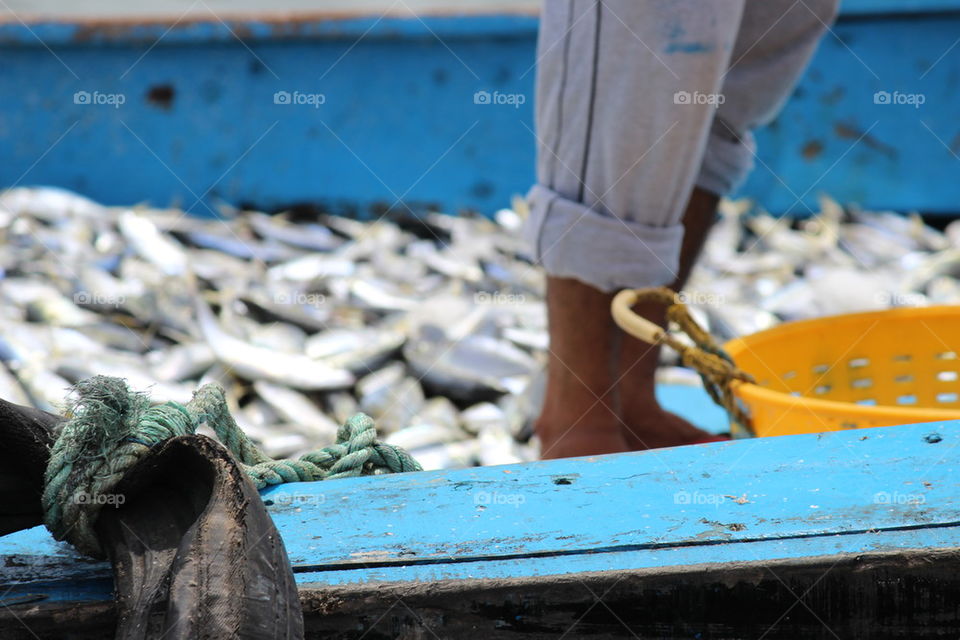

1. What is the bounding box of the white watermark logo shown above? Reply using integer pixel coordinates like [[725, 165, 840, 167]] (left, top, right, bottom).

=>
[[674, 91, 725, 106], [474, 291, 526, 305], [874, 491, 925, 505], [474, 490, 525, 508], [273, 291, 326, 307], [274, 90, 326, 108], [73, 492, 125, 506], [875, 291, 925, 307], [677, 291, 726, 306], [473, 90, 526, 108], [74, 291, 126, 307], [74, 90, 126, 109], [674, 490, 726, 506], [266, 492, 326, 507], [873, 91, 925, 109]]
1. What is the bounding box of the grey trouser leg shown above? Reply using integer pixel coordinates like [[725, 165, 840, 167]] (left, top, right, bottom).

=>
[[525, 0, 840, 292]]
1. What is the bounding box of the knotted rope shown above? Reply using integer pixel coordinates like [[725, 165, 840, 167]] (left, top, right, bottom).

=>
[[611, 287, 756, 434], [42, 375, 421, 557]]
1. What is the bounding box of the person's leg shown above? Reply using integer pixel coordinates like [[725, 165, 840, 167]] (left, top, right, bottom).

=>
[[537, 276, 625, 459], [527, 0, 746, 458], [617, 186, 720, 450], [617, 0, 841, 450]]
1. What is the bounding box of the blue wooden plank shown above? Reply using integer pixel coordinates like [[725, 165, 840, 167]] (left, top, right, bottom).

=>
[[0, 14, 541, 47], [2, 420, 958, 605], [840, 0, 960, 15], [739, 13, 960, 215], [0, 9, 957, 216], [255, 421, 960, 566], [296, 524, 960, 586], [7, 524, 958, 604]]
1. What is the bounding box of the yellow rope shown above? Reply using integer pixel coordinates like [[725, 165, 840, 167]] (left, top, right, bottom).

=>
[[612, 287, 756, 434]]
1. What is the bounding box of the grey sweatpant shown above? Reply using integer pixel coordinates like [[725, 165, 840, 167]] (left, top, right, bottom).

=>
[[525, 0, 839, 292]]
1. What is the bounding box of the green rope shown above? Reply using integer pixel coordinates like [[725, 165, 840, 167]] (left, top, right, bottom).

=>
[[42, 375, 421, 558]]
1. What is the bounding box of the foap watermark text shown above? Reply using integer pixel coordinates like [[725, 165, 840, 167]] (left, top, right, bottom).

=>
[[474, 90, 526, 108]]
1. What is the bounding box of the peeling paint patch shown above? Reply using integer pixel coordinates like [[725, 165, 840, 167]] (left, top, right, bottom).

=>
[[665, 42, 713, 54], [802, 140, 824, 160]]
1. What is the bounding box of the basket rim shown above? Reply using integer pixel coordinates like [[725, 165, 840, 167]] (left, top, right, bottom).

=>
[[725, 304, 960, 352], [722, 304, 960, 422]]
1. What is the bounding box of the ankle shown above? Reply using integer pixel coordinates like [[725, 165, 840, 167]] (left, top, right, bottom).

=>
[[536, 410, 627, 459]]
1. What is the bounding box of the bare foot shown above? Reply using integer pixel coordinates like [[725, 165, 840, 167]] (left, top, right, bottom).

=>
[[536, 277, 630, 460], [537, 406, 629, 459], [620, 399, 723, 450], [613, 187, 723, 450]]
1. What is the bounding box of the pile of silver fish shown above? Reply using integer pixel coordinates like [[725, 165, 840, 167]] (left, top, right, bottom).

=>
[[681, 196, 960, 347], [0, 187, 957, 468], [0, 187, 545, 469]]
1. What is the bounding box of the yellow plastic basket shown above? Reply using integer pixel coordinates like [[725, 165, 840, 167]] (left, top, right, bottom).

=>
[[612, 289, 960, 438], [723, 305, 960, 437]]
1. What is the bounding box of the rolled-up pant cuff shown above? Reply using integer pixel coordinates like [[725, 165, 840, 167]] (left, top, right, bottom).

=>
[[695, 127, 757, 197], [524, 184, 684, 293]]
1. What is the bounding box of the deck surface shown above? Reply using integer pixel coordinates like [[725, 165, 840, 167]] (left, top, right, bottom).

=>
[[2, 385, 959, 636], [1, 401, 956, 594]]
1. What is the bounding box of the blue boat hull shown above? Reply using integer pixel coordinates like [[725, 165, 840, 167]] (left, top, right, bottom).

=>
[[1, 3, 959, 216], [3, 417, 959, 637]]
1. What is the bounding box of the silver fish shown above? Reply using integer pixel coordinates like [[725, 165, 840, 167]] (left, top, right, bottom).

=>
[[252, 380, 339, 443], [119, 210, 189, 276], [0, 279, 100, 327], [405, 328, 537, 400], [147, 342, 216, 382], [4, 184, 955, 475], [304, 324, 405, 373], [0, 362, 31, 406], [196, 299, 354, 390], [248, 212, 343, 252], [356, 363, 425, 434]]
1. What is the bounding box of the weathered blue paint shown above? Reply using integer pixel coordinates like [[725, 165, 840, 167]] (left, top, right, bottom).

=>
[[0, 17, 537, 217], [841, 0, 960, 15], [0, 14, 541, 46], [0, 5, 957, 216], [2, 417, 958, 605], [743, 11, 960, 216]]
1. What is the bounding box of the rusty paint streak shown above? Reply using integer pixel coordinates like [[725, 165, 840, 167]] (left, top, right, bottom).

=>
[[834, 122, 897, 159], [0, 6, 539, 38], [801, 140, 824, 160]]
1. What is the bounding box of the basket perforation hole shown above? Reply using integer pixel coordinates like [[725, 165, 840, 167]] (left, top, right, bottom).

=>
[[936, 392, 958, 403], [936, 351, 957, 361], [894, 374, 914, 384], [856, 398, 876, 406], [937, 371, 958, 382], [892, 354, 912, 363], [849, 358, 870, 369], [897, 394, 918, 405], [812, 364, 829, 374], [814, 385, 832, 395], [851, 378, 873, 389], [782, 371, 797, 381], [789, 391, 802, 397]]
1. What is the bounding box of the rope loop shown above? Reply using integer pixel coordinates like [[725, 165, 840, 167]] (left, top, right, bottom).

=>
[[42, 376, 421, 557], [611, 287, 756, 434]]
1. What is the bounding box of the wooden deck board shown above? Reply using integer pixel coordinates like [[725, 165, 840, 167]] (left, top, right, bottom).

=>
[[2, 393, 959, 636]]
